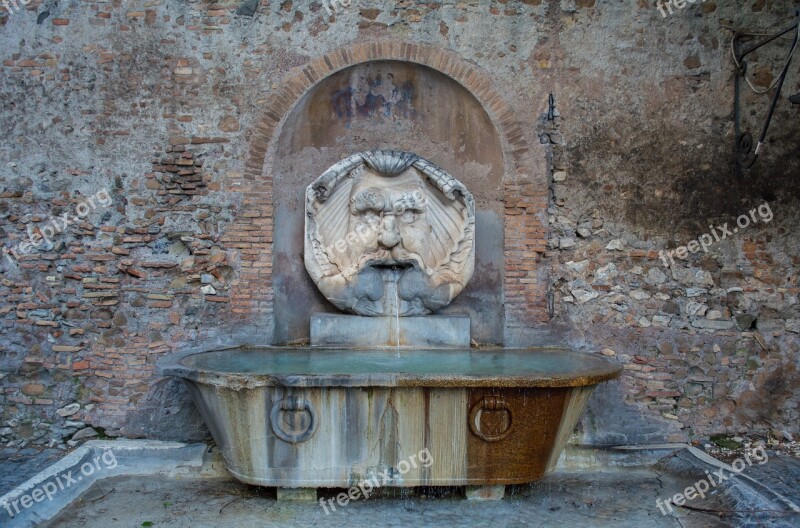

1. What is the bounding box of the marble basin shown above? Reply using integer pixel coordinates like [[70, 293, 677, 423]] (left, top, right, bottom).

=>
[[162, 347, 620, 488]]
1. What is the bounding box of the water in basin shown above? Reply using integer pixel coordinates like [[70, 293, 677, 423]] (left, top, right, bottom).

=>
[[176, 346, 620, 387]]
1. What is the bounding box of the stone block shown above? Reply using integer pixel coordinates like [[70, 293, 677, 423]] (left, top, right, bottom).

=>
[[276, 488, 317, 502], [465, 485, 505, 501], [310, 314, 470, 348]]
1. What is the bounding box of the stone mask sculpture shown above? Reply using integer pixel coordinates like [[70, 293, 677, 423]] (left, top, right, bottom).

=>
[[304, 150, 475, 316]]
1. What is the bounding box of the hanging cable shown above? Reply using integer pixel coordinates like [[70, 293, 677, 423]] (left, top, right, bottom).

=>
[[728, 21, 800, 94], [728, 11, 800, 169]]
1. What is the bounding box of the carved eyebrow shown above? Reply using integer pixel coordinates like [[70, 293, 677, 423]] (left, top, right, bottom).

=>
[[351, 189, 385, 213], [393, 191, 426, 213]]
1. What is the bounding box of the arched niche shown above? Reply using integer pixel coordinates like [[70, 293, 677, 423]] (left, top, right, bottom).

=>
[[269, 60, 505, 344]]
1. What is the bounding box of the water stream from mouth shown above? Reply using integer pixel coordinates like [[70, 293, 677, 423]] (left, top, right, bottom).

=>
[[392, 266, 400, 355]]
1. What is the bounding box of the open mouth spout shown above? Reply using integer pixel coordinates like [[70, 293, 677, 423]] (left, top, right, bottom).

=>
[[359, 249, 423, 272], [371, 261, 415, 271]]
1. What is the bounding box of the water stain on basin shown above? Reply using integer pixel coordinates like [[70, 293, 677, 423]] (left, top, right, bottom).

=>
[[163, 347, 621, 488]]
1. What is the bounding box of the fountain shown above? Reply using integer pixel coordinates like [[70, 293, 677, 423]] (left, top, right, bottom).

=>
[[162, 150, 620, 495]]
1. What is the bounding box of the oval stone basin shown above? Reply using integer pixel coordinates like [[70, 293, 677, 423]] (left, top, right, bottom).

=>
[[168, 346, 620, 388], [163, 347, 621, 488]]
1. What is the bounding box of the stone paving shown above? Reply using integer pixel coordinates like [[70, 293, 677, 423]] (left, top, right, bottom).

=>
[[37, 470, 696, 528], [738, 453, 800, 517], [35, 464, 799, 528], [2, 444, 797, 527]]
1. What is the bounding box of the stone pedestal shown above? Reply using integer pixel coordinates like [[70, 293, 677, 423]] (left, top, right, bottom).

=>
[[310, 313, 471, 348], [465, 485, 506, 501], [276, 488, 317, 502]]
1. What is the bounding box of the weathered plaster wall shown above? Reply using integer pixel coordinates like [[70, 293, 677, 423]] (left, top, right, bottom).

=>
[[0, 0, 798, 448]]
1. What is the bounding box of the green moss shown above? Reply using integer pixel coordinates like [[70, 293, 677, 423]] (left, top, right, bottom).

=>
[[93, 427, 116, 440], [70, 377, 90, 401], [710, 434, 741, 450]]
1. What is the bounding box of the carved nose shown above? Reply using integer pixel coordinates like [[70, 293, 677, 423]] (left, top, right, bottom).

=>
[[378, 215, 400, 248]]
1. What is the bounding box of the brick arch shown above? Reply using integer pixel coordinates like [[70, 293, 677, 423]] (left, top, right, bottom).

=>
[[243, 41, 531, 179], [226, 41, 548, 334]]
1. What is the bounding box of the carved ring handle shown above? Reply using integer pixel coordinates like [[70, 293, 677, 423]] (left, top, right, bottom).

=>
[[469, 396, 513, 442], [270, 396, 318, 444]]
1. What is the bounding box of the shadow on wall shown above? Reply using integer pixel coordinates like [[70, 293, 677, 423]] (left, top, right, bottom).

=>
[[122, 378, 210, 442], [576, 381, 682, 446]]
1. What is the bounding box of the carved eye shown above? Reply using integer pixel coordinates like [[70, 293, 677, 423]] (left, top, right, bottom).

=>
[[401, 210, 416, 223], [363, 210, 380, 224]]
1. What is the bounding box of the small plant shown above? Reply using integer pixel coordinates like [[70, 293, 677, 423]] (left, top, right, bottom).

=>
[[710, 434, 742, 450]]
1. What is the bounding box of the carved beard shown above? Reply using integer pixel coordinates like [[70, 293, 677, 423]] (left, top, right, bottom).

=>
[[342, 249, 454, 316]]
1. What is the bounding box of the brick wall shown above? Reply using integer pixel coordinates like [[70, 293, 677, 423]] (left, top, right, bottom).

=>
[[0, 0, 798, 446]]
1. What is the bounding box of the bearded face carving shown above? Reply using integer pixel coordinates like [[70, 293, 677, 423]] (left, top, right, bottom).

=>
[[304, 150, 475, 316]]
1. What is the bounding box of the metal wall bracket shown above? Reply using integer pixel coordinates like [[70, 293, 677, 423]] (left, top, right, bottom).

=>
[[734, 9, 800, 172]]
